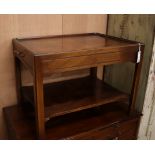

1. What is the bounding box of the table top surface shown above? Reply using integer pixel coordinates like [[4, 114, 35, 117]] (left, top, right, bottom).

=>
[[13, 33, 140, 56]]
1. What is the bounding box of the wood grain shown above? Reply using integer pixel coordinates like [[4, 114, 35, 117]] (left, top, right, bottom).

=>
[[13, 33, 140, 76], [13, 32, 142, 138]]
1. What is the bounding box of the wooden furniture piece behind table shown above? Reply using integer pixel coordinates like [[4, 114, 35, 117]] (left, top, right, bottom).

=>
[[4, 33, 144, 140]]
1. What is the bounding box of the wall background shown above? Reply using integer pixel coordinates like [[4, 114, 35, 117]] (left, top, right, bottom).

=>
[[0, 14, 107, 139]]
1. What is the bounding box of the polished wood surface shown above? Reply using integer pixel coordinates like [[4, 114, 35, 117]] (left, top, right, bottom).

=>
[[3, 102, 141, 140], [13, 33, 139, 56], [33, 56, 45, 139], [22, 76, 129, 118], [130, 46, 144, 111], [13, 33, 141, 76], [12, 33, 144, 139]]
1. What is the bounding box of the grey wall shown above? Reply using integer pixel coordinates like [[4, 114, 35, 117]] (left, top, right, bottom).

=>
[[105, 14, 155, 111]]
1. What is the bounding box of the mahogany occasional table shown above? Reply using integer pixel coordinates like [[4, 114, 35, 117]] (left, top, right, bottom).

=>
[[4, 33, 144, 139]]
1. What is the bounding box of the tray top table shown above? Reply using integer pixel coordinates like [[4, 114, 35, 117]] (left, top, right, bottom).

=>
[[13, 33, 144, 139]]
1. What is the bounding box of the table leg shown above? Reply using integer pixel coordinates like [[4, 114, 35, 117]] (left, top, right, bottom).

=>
[[14, 56, 22, 104], [33, 57, 45, 139], [129, 46, 144, 112]]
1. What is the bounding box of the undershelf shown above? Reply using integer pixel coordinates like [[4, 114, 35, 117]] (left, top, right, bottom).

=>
[[22, 76, 129, 118]]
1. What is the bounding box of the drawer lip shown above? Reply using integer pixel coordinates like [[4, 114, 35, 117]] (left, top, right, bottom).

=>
[[42, 50, 137, 75], [65, 125, 117, 140], [39, 45, 139, 60], [64, 117, 141, 140], [118, 118, 140, 136]]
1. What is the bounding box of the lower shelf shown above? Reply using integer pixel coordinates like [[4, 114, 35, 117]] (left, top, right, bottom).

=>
[[3, 102, 141, 140], [22, 76, 129, 118]]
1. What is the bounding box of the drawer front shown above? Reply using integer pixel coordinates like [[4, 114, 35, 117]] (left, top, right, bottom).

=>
[[118, 130, 137, 140], [70, 126, 118, 140], [118, 118, 140, 140], [43, 51, 137, 75], [68, 117, 140, 140]]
